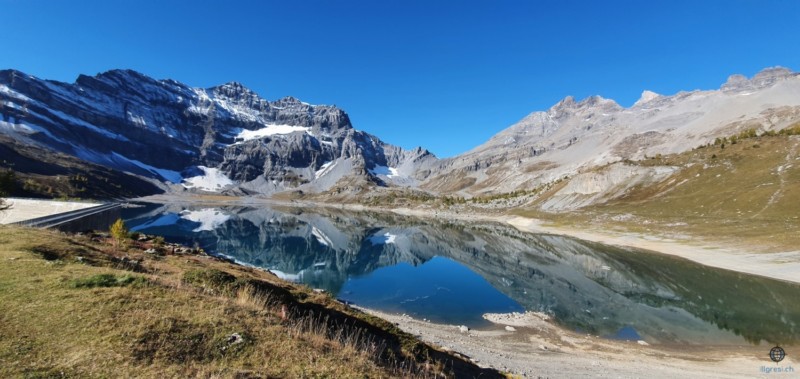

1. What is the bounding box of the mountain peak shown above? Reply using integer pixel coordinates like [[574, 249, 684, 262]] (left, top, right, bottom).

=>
[[633, 90, 661, 107], [578, 95, 619, 108], [554, 95, 577, 108], [276, 95, 303, 104], [723, 74, 748, 88], [215, 81, 248, 90], [549, 95, 620, 115], [722, 66, 796, 92], [94, 69, 150, 81], [212, 80, 255, 93], [209, 81, 264, 105], [753, 66, 794, 80]]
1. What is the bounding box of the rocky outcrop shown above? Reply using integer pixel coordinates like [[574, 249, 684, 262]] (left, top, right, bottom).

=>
[[0, 69, 436, 195]]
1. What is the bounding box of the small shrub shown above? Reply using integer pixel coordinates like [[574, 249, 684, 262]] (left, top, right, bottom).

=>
[[235, 284, 274, 311], [183, 269, 237, 293], [152, 236, 165, 247], [70, 273, 146, 288], [0, 169, 16, 196], [133, 318, 240, 364], [110, 219, 129, 248]]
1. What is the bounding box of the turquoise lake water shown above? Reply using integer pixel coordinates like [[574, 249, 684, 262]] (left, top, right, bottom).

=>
[[124, 203, 800, 346]]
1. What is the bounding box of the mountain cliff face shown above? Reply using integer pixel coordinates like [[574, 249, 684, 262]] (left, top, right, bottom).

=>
[[0, 69, 435, 197]]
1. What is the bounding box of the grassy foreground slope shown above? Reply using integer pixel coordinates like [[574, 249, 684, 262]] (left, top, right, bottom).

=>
[[516, 134, 800, 251], [0, 226, 498, 378]]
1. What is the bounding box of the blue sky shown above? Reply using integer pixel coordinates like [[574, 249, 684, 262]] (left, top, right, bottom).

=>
[[2, 1, 798, 157]]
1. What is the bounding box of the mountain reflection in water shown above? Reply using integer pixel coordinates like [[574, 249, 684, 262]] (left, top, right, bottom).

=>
[[124, 203, 800, 346]]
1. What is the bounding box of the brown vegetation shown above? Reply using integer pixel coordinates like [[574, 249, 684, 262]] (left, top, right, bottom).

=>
[[0, 226, 500, 378]]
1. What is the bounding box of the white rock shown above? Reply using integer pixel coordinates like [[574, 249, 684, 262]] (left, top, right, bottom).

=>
[[505, 326, 516, 332]]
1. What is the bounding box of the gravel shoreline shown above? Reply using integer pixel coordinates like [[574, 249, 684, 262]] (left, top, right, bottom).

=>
[[356, 307, 786, 378]]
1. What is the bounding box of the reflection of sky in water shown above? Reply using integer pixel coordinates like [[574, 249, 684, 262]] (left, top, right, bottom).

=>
[[340, 257, 523, 326], [604, 326, 642, 341]]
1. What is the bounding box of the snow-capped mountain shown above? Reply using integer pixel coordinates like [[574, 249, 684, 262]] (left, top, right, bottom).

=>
[[2, 67, 798, 203], [420, 67, 800, 199], [0, 69, 435, 196]]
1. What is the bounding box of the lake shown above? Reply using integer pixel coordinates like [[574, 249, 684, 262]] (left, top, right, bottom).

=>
[[123, 203, 800, 347]]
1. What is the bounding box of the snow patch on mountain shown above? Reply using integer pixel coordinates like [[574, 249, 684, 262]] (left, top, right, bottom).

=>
[[0, 120, 43, 136], [311, 226, 333, 247], [180, 208, 231, 232], [314, 161, 335, 178], [0, 84, 29, 101], [369, 165, 399, 178], [369, 232, 397, 245], [214, 98, 263, 122], [234, 124, 311, 143], [182, 166, 234, 191]]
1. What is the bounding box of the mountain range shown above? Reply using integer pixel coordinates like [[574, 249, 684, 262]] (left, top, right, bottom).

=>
[[1, 67, 798, 207]]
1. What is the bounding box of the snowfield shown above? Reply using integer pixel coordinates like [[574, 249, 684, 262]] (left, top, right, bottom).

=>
[[369, 232, 397, 245], [182, 166, 234, 192], [369, 165, 400, 178], [234, 124, 311, 142], [314, 161, 335, 178], [311, 226, 333, 247], [179, 209, 231, 232]]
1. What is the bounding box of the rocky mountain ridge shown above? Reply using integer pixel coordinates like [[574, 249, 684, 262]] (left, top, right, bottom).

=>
[[1, 67, 798, 205], [0, 69, 434, 197], [419, 66, 800, 208]]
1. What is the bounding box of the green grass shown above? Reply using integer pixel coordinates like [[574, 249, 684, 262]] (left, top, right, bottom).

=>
[[70, 273, 147, 288], [514, 135, 800, 251], [0, 226, 498, 378]]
